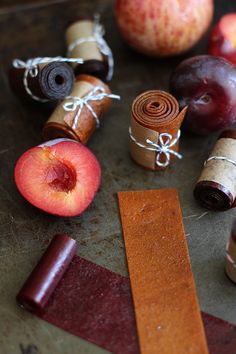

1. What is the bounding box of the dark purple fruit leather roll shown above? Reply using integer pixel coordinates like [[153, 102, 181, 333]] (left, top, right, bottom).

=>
[[9, 62, 75, 101]]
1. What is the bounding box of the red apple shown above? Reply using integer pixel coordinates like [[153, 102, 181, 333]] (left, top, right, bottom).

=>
[[208, 13, 236, 66], [115, 0, 214, 57], [169, 55, 236, 135], [14, 139, 101, 217]]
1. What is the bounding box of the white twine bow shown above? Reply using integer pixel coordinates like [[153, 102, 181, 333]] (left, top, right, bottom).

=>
[[67, 14, 114, 81], [12, 56, 84, 102], [63, 86, 120, 129], [129, 128, 182, 167]]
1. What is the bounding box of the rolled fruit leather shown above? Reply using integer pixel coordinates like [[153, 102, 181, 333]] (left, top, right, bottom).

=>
[[9, 62, 75, 101], [65, 17, 109, 81], [17, 234, 77, 312], [42, 74, 114, 144], [225, 218, 236, 284], [129, 90, 187, 170], [194, 130, 236, 211]]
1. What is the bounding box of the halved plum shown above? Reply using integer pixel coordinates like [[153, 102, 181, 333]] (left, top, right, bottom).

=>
[[14, 139, 101, 217]]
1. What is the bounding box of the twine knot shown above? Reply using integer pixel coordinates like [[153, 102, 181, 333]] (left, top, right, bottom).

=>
[[146, 131, 182, 167], [63, 86, 120, 129], [129, 128, 182, 167]]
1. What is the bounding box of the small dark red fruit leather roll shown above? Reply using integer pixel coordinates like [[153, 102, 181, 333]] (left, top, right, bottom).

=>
[[194, 130, 236, 211], [9, 62, 75, 101], [17, 234, 77, 312]]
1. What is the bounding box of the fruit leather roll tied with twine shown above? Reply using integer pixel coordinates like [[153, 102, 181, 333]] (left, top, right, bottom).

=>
[[9, 58, 76, 102], [194, 130, 236, 211], [65, 16, 112, 82], [43, 74, 119, 144], [129, 90, 187, 170]]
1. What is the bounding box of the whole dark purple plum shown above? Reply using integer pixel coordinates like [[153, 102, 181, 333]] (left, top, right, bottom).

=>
[[170, 55, 236, 135]]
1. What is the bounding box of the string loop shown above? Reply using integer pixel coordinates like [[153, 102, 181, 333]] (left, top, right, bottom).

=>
[[204, 156, 236, 168], [63, 86, 120, 129], [129, 128, 182, 167], [67, 14, 114, 81], [12, 56, 84, 102]]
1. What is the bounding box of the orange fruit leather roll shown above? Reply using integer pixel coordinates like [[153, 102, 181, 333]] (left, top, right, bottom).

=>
[[42, 74, 113, 144], [130, 90, 187, 170], [118, 189, 209, 354]]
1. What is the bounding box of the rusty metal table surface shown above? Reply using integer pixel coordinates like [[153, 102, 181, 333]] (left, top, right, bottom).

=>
[[0, 0, 236, 353]]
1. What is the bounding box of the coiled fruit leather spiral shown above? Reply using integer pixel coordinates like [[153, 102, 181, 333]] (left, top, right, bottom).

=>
[[9, 62, 75, 101], [130, 90, 187, 170]]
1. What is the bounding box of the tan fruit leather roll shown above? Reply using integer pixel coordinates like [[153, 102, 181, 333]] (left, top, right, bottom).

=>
[[42, 74, 112, 144], [66, 20, 103, 66], [65, 19, 108, 81], [194, 130, 236, 211], [225, 219, 236, 284], [118, 189, 209, 354], [130, 90, 187, 170]]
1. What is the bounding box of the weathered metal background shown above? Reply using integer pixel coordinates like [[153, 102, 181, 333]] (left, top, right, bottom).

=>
[[0, 0, 235, 353]]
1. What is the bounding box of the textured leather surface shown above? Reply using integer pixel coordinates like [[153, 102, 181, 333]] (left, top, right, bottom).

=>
[[39, 256, 139, 354], [202, 312, 236, 354], [118, 189, 209, 354], [33, 254, 236, 354]]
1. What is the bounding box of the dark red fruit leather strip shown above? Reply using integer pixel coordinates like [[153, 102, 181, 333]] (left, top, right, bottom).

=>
[[37, 255, 236, 354], [202, 312, 236, 354], [38, 257, 139, 354], [20, 249, 236, 354]]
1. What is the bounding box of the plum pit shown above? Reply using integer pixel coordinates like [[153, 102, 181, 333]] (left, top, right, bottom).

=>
[[46, 160, 77, 193]]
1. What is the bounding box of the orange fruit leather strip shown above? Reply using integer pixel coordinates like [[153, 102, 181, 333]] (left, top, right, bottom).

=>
[[118, 189, 209, 354]]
